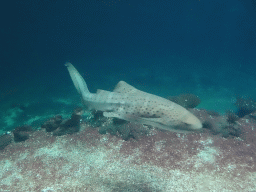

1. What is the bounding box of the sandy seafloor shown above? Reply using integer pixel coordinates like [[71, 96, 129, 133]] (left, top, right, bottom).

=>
[[1, 70, 256, 191]]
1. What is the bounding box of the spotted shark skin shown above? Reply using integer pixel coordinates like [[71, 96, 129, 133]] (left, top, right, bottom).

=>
[[65, 62, 202, 133]]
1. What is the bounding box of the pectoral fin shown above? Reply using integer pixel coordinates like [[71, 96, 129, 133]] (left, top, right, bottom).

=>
[[103, 112, 120, 118]]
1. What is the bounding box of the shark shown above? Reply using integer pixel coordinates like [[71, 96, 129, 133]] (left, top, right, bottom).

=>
[[65, 62, 202, 133]]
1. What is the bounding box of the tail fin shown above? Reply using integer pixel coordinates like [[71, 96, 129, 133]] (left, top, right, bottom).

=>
[[65, 62, 90, 97]]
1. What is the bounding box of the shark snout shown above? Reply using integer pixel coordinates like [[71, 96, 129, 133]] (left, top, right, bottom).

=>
[[189, 121, 203, 130], [184, 113, 203, 130]]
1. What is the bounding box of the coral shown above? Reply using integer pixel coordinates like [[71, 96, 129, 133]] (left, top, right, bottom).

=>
[[91, 111, 139, 139], [89, 110, 150, 140], [0, 114, 256, 191], [192, 109, 242, 138], [226, 110, 239, 124], [1, 107, 256, 191], [97, 117, 150, 141], [235, 97, 256, 117]]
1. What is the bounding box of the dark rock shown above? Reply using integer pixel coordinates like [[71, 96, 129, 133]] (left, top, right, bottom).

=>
[[13, 125, 33, 142], [0, 132, 13, 150], [168, 94, 201, 109], [89, 110, 107, 127], [53, 108, 83, 136], [41, 115, 63, 132], [237, 107, 254, 118]]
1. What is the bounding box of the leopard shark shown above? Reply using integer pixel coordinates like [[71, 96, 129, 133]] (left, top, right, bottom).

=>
[[65, 62, 202, 133]]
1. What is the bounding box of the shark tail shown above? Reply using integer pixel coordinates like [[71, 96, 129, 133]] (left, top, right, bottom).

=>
[[65, 62, 91, 98]]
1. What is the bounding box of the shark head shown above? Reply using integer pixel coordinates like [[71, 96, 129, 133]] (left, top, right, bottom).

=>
[[165, 110, 202, 132], [179, 113, 202, 131], [136, 108, 202, 133]]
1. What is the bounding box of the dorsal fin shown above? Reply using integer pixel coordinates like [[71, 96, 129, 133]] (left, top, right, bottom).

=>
[[113, 81, 139, 94]]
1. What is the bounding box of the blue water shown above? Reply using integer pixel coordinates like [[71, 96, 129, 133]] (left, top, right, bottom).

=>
[[0, 0, 256, 132]]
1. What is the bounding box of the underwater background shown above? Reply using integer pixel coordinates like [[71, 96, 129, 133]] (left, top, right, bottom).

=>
[[1, 0, 256, 132], [1, 1, 256, 191]]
